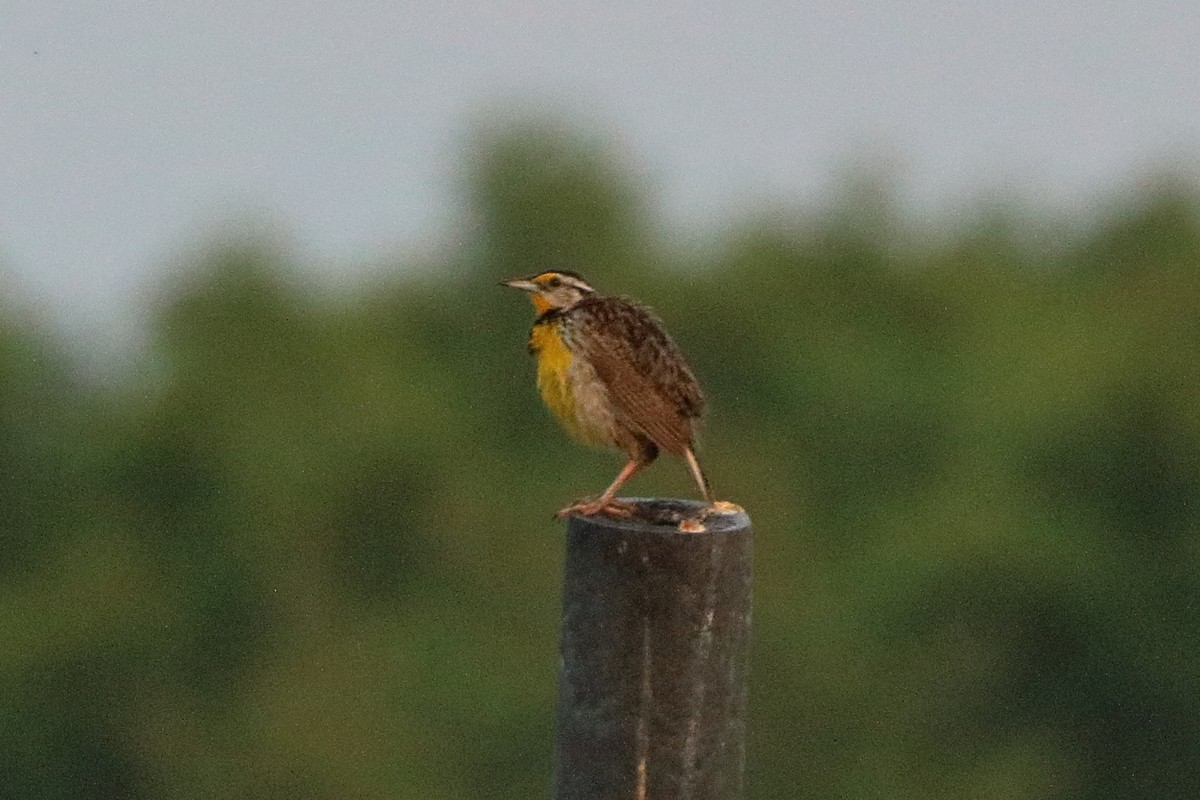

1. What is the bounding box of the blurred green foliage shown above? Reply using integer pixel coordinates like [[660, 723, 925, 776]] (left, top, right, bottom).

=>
[[3, 124, 1200, 799]]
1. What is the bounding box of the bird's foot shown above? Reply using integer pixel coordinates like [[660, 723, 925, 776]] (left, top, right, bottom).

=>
[[555, 497, 636, 519], [677, 500, 744, 533]]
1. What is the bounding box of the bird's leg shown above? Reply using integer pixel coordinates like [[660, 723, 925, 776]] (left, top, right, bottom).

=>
[[676, 447, 742, 532], [557, 457, 645, 518], [683, 447, 712, 503]]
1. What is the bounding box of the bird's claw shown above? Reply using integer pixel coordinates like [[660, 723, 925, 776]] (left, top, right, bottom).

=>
[[556, 497, 636, 519], [677, 500, 743, 533]]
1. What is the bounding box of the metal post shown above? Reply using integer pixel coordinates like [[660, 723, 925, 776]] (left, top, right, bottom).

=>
[[553, 499, 753, 800]]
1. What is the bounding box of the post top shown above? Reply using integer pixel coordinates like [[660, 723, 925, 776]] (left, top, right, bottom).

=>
[[565, 498, 750, 535]]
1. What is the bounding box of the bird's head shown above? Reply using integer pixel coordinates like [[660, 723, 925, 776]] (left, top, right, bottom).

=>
[[501, 270, 595, 314]]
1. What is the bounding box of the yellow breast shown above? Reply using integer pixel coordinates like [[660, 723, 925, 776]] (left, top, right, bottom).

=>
[[530, 320, 576, 423], [529, 317, 620, 448]]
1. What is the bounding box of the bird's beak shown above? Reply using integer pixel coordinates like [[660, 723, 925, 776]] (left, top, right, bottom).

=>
[[501, 278, 539, 292]]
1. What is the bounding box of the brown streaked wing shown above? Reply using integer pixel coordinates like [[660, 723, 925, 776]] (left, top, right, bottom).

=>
[[573, 297, 705, 455]]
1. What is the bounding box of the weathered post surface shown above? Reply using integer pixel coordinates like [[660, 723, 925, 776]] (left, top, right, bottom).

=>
[[553, 498, 753, 800]]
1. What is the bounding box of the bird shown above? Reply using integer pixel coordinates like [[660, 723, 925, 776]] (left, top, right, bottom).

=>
[[502, 270, 719, 522]]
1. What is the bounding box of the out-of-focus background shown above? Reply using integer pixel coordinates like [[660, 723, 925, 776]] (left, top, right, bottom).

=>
[[4, 3, 1200, 798]]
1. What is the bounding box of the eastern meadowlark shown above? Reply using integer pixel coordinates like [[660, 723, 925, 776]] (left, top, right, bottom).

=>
[[503, 270, 720, 523]]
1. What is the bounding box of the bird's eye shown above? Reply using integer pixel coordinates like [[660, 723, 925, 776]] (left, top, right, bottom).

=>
[[547, 277, 561, 288]]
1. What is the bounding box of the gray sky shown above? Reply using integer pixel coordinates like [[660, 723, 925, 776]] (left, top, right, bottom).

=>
[[4, 1, 1199, 347]]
